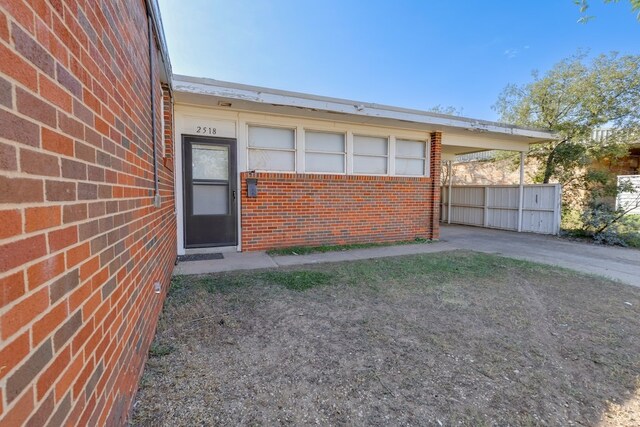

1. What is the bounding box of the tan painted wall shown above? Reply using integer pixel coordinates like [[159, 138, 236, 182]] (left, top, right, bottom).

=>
[[451, 157, 539, 185]]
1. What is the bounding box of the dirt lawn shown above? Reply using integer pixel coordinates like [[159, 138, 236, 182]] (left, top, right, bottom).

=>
[[131, 250, 640, 426]]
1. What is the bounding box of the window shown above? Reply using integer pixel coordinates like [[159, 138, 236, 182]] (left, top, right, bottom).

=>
[[395, 139, 428, 176], [353, 135, 388, 174], [248, 126, 296, 172], [305, 131, 345, 173]]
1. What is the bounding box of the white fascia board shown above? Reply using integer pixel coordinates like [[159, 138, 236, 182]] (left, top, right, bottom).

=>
[[172, 75, 557, 141], [442, 133, 531, 153]]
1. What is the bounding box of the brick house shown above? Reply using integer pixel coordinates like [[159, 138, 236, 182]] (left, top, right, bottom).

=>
[[0, 1, 556, 425], [172, 76, 555, 253]]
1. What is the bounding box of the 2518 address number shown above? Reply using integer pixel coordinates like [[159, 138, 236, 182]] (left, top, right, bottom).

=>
[[195, 126, 216, 135]]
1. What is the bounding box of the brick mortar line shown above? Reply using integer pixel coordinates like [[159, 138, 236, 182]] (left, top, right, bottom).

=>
[[0, 33, 148, 149], [7, 0, 155, 128], [0, 195, 173, 246], [0, 193, 172, 214], [0, 170, 163, 193], [0, 214, 176, 399], [0, 154, 161, 185], [0, 118, 159, 176], [0, 204, 176, 310], [65, 227, 176, 423], [0, 124, 159, 183], [0, 234, 175, 422], [0, 20, 160, 165]]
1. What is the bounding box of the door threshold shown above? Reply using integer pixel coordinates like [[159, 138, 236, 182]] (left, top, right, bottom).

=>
[[184, 246, 238, 255]]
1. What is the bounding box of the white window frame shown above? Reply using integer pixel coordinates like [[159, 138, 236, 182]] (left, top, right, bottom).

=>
[[426, 140, 431, 177], [240, 114, 432, 177], [246, 124, 297, 173], [394, 139, 430, 177], [352, 134, 390, 176], [303, 129, 347, 174]]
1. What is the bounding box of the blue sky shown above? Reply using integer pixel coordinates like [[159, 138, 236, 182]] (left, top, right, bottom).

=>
[[157, 0, 638, 121]]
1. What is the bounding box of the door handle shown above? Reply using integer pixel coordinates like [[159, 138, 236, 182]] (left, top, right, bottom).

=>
[[232, 190, 236, 200]]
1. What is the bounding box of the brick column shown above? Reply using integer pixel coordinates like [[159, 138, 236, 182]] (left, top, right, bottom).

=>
[[429, 132, 442, 240], [161, 84, 174, 170]]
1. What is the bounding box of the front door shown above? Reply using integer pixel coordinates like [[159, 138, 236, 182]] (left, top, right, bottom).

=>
[[183, 135, 237, 248]]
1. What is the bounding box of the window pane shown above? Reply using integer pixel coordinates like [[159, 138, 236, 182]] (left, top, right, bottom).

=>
[[306, 152, 345, 173], [248, 126, 295, 149], [193, 184, 228, 215], [396, 158, 425, 175], [396, 139, 425, 158], [306, 131, 345, 153], [354, 135, 388, 156], [248, 149, 295, 171], [353, 155, 387, 174], [192, 144, 228, 180]]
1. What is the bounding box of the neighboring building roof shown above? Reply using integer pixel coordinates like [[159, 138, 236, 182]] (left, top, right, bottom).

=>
[[172, 74, 557, 143]]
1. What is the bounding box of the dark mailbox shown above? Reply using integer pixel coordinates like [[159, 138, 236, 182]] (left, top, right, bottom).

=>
[[247, 178, 258, 197]]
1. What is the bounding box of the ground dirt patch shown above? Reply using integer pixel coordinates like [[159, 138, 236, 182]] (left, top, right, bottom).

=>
[[131, 250, 640, 426]]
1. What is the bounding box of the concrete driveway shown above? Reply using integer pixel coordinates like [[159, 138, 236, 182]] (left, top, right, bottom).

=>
[[441, 224, 640, 287]]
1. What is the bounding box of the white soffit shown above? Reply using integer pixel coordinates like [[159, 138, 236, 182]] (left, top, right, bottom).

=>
[[442, 133, 530, 153], [173, 75, 557, 148]]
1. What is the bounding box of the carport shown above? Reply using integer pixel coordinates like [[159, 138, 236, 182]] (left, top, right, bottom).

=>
[[440, 131, 561, 235]]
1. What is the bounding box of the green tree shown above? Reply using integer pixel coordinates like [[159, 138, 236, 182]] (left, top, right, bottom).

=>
[[576, 0, 640, 22], [428, 105, 463, 116], [494, 52, 640, 188]]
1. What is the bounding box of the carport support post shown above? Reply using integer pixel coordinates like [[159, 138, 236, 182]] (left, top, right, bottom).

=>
[[447, 160, 452, 224], [517, 151, 525, 232]]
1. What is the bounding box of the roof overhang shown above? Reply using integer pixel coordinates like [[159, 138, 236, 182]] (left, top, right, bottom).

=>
[[173, 75, 558, 155], [146, 0, 172, 85]]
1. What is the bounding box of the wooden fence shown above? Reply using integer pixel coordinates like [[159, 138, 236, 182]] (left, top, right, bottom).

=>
[[440, 184, 562, 235]]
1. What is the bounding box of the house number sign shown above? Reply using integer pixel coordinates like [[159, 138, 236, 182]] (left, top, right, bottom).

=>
[[184, 116, 235, 138], [195, 126, 216, 135]]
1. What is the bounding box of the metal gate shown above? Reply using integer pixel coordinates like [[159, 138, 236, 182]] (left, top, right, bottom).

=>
[[440, 184, 562, 235]]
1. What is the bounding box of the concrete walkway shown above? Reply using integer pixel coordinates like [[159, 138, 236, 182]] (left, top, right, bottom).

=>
[[174, 224, 639, 287], [173, 240, 458, 276]]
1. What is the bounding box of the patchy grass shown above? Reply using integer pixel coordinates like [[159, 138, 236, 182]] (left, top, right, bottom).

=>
[[148, 343, 174, 358], [259, 271, 332, 291], [169, 270, 332, 299], [266, 237, 431, 256], [133, 250, 640, 426]]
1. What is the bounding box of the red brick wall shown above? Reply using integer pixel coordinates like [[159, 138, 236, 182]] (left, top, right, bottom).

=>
[[161, 83, 174, 171], [429, 132, 442, 240], [241, 134, 441, 251], [0, 1, 176, 426]]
